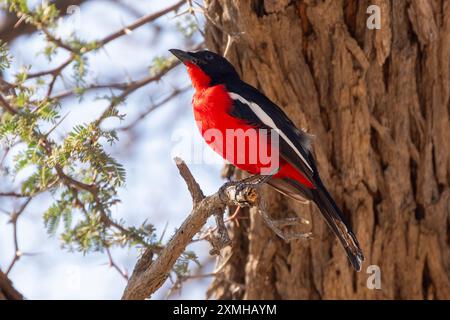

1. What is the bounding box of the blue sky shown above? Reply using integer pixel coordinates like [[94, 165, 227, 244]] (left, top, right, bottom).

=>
[[0, 0, 225, 299]]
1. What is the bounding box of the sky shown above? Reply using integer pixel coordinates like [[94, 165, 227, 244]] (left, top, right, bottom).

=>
[[0, 0, 225, 299]]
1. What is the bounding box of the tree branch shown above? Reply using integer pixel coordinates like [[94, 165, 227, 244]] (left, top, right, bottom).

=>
[[121, 158, 262, 300], [174, 157, 204, 204], [117, 86, 189, 132], [0, 93, 18, 115], [0, 0, 88, 44], [5, 197, 32, 275], [99, 0, 186, 47], [0, 269, 23, 300]]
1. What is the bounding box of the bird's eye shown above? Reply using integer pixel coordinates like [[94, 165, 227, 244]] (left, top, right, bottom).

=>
[[205, 53, 214, 61]]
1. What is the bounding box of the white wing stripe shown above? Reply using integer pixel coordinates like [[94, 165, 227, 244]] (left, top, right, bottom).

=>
[[229, 92, 312, 171]]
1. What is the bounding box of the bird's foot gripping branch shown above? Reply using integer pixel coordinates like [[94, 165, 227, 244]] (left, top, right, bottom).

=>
[[220, 173, 312, 242], [122, 157, 311, 299]]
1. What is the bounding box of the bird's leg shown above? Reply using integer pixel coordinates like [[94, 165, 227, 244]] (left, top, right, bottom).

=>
[[258, 200, 312, 242], [259, 208, 312, 241], [270, 216, 310, 227], [219, 173, 312, 242]]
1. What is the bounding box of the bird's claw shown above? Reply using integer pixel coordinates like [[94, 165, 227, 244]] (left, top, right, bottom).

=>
[[258, 204, 312, 242]]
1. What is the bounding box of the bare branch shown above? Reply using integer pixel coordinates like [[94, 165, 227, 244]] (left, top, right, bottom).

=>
[[18, 0, 187, 97], [121, 158, 263, 300], [95, 60, 181, 125], [51, 82, 128, 100], [117, 86, 189, 131], [5, 197, 32, 275], [191, 1, 244, 58], [105, 246, 129, 281], [110, 0, 144, 19], [27, 55, 73, 79], [0, 0, 87, 44], [174, 157, 204, 204], [42, 28, 76, 53], [99, 0, 186, 47]]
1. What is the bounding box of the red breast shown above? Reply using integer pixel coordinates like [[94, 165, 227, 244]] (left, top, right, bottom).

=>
[[186, 63, 313, 187]]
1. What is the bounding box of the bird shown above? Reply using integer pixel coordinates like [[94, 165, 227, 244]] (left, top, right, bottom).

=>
[[169, 48, 365, 271]]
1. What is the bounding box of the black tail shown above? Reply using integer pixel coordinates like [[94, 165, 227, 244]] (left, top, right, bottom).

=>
[[311, 183, 365, 271], [268, 177, 365, 271]]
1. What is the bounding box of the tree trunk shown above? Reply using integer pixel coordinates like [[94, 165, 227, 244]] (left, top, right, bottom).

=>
[[204, 0, 450, 299]]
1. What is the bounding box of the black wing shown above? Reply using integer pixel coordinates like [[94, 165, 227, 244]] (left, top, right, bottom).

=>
[[225, 80, 365, 271], [226, 80, 316, 182]]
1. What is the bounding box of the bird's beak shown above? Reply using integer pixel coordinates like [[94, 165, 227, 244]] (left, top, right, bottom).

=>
[[169, 49, 196, 64]]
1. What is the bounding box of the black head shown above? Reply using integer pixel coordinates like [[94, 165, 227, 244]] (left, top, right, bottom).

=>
[[169, 49, 240, 85]]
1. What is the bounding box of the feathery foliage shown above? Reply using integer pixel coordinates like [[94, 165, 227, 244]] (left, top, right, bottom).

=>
[[0, 0, 204, 290]]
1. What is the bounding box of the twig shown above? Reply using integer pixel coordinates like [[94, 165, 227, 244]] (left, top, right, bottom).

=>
[[111, 0, 144, 19], [222, 33, 240, 59], [42, 27, 76, 53], [102, 44, 206, 126], [27, 55, 73, 79], [95, 61, 181, 125], [99, 0, 186, 47], [192, 1, 244, 58], [50, 82, 128, 100], [105, 246, 129, 281], [118, 86, 189, 131], [174, 157, 204, 204], [0, 192, 30, 198], [5, 197, 32, 275], [0, 94, 18, 115], [23, 1, 187, 90]]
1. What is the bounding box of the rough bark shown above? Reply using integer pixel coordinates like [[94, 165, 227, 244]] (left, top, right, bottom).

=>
[[205, 0, 450, 299]]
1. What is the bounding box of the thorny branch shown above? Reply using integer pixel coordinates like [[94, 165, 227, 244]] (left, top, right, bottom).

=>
[[117, 86, 190, 132], [94, 60, 181, 125], [0, 0, 86, 44], [4, 1, 189, 102], [99, 0, 186, 47], [122, 158, 310, 300]]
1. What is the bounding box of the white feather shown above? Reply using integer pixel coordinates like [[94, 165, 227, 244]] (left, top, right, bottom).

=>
[[229, 92, 313, 172]]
